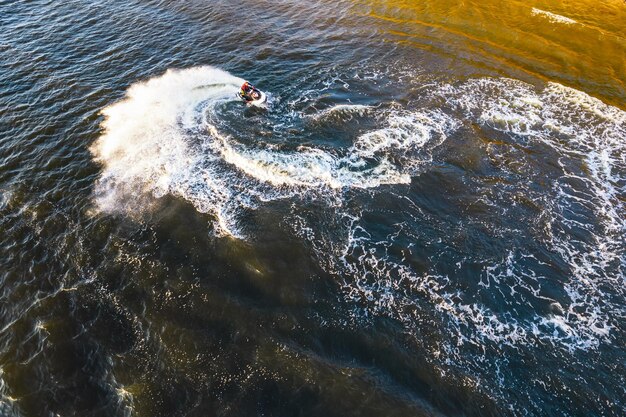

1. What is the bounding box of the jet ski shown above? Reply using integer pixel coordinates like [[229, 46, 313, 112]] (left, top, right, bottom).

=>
[[238, 81, 267, 106]]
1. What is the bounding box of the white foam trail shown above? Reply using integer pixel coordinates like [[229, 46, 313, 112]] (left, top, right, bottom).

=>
[[352, 111, 455, 161], [206, 124, 410, 189], [308, 104, 374, 121], [327, 77, 625, 355], [91, 66, 454, 236], [205, 108, 455, 190], [531, 8, 578, 25]]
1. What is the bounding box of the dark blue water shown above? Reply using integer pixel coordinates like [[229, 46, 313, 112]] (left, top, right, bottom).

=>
[[1, 1, 625, 416]]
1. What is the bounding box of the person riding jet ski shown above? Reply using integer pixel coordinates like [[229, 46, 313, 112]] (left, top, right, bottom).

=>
[[238, 81, 265, 104]]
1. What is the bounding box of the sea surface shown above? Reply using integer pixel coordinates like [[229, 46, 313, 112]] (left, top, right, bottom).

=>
[[1, 1, 625, 416]]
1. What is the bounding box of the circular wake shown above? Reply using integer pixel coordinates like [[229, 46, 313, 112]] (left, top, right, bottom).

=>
[[90, 66, 452, 236], [90, 66, 626, 414]]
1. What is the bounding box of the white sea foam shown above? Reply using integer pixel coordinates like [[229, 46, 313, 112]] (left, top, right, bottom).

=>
[[91, 66, 241, 210], [531, 8, 578, 25], [308, 104, 374, 121], [327, 77, 625, 356], [91, 66, 454, 236]]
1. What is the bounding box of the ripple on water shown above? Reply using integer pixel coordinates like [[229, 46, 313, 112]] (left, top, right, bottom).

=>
[[2, 0, 626, 415]]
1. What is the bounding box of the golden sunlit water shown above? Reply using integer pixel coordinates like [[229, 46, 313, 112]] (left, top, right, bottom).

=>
[[362, 0, 625, 108]]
